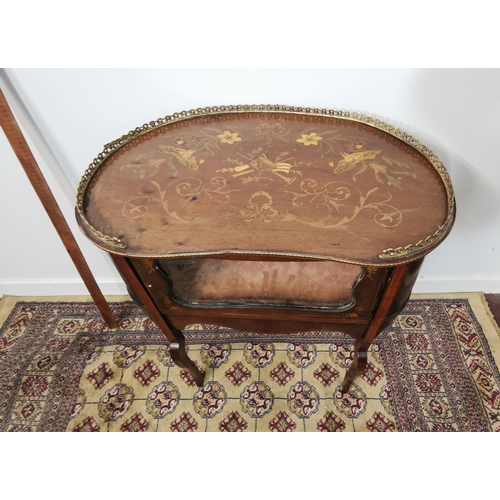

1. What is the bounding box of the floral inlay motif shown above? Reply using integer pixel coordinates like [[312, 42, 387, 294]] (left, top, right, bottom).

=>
[[217, 131, 242, 144], [296, 132, 323, 146], [173, 128, 243, 156], [345, 140, 367, 153], [119, 175, 237, 223], [334, 150, 381, 174], [333, 150, 416, 190], [284, 180, 403, 229], [109, 121, 422, 234], [240, 191, 278, 223], [253, 122, 290, 142], [118, 144, 200, 181], [219, 149, 300, 186]]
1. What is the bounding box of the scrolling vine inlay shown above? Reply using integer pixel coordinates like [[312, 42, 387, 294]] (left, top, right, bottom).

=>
[[81, 110, 450, 265]]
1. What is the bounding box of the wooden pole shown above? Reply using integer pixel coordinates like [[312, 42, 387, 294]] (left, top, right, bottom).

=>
[[0, 89, 119, 329]]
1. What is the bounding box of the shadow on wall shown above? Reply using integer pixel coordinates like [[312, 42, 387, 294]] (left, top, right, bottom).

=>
[[407, 69, 500, 239]]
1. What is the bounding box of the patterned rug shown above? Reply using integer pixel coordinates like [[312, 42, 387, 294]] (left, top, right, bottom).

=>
[[1, 293, 499, 432]]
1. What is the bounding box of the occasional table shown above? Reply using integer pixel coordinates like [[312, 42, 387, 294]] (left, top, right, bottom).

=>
[[76, 105, 455, 392]]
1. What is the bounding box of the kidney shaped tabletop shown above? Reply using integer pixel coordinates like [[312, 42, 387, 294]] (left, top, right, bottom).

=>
[[77, 107, 455, 266]]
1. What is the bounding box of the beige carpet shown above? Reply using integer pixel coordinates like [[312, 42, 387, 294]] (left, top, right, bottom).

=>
[[1, 293, 499, 431]]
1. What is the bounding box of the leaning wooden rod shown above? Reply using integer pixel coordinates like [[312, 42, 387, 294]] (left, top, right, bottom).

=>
[[0, 89, 119, 329]]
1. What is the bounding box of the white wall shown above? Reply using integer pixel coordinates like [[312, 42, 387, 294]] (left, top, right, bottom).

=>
[[1, 68, 499, 295]]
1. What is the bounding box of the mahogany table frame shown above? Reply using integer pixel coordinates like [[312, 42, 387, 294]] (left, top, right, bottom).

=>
[[110, 253, 425, 393], [74, 104, 455, 393]]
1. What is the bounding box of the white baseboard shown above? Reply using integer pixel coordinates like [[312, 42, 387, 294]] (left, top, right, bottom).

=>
[[1, 276, 499, 297], [412, 276, 500, 294], [0, 279, 128, 296]]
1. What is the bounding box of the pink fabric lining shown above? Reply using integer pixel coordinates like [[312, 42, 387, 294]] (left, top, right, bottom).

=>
[[159, 259, 363, 309]]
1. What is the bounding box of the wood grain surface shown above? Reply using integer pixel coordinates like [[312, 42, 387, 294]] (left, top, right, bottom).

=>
[[80, 112, 452, 265]]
